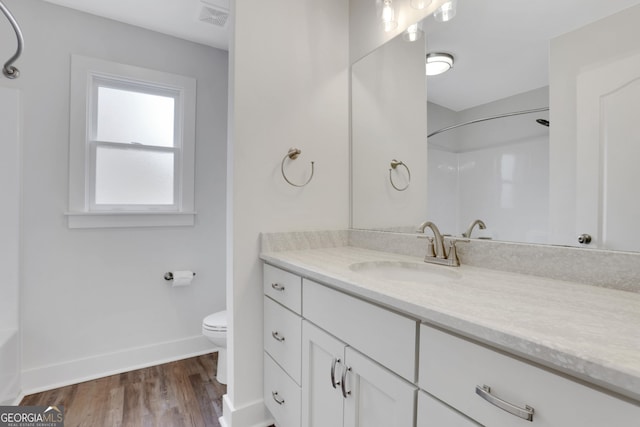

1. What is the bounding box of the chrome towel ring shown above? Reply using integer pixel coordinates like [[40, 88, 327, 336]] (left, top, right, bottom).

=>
[[281, 148, 315, 187], [0, 1, 23, 79], [389, 159, 411, 191]]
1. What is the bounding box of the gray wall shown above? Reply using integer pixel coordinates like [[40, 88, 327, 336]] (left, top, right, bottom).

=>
[[0, 0, 228, 392]]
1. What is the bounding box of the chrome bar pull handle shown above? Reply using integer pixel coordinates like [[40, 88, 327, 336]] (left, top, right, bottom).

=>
[[475, 385, 534, 422], [330, 357, 341, 389], [341, 366, 352, 398], [271, 283, 285, 292], [272, 391, 285, 405], [271, 331, 285, 342]]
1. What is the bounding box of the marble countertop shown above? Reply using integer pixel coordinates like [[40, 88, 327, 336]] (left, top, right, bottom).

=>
[[260, 246, 640, 401]]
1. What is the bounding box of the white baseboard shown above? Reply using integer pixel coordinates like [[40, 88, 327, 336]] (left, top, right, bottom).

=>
[[21, 335, 217, 395], [0, 374, 21, 406], [12, 391, 25, 405], [0, 328, 20, 405], [221, 394, 274, 427]]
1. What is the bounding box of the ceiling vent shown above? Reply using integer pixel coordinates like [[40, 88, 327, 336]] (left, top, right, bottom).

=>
[[198, 3, 230, 27]]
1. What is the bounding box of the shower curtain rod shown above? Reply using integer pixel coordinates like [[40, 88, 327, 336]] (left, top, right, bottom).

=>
[[0, 0, 23, 79], [427, 107, 550, 139]]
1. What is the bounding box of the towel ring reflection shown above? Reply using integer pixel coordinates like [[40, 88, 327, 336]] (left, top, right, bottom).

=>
[[389, 159, 411, 191], [281, 148, 315, 187]]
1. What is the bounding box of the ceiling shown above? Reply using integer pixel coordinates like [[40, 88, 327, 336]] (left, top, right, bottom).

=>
[[423, 0, 640, 111], [41, 0, 231, 50], [40, 0, 640, 111]]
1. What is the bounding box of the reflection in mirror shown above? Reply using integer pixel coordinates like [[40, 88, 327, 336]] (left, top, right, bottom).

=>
[[352, 35, 427, 231], [427, 87, 550, 243], [351, 0, 640, 252]]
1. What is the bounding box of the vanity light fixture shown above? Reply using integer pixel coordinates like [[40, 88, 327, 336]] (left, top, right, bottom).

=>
[[381, 0, 398, 32], [426, 52, 454, 76], [434, 0, 457, 22], [410, 0, 433, 10], [403, 23, 424, 42]]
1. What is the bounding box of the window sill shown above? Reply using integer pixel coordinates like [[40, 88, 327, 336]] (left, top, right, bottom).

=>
[[65, 211, 196, 229]]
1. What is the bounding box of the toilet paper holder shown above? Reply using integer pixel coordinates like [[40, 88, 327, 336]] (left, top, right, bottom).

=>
[[164, 271, 196, 281]]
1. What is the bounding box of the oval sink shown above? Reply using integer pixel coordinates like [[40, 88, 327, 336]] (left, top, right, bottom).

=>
[[349, 261, 462, 283]]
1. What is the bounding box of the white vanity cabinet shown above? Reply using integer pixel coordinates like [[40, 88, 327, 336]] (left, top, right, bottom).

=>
[[263, 264, 417, 427], [301, 278, 418, 427], [301, 278, 417, 382], [263, 265, 303, 427], [419, 324, 640, 427], [262, 261, 640, 427], [302, 321, 416, 427]]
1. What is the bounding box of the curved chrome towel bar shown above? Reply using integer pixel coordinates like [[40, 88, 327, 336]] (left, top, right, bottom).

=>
[[389, 159, 411, 191], [281, 148, 315, 187], [427, 107, 549, 139], [0, 0, 23, 79]]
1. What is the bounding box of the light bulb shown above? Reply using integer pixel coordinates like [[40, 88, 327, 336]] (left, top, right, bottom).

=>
[[381, 0, 398, 32], [402, 23, 424, 42], [410, 0, 432, 10], [434, 0, 457, 22]]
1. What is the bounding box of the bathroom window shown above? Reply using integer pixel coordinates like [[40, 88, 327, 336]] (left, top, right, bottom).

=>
[[67, 55, 196, 228]]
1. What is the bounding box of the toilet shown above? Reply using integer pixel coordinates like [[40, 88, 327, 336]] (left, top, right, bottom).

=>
[[202, 310, 227, 384]]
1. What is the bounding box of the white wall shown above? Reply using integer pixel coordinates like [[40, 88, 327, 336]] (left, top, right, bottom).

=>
[[225, 0, 349, 425], [427, 146, 458, 233], [456, 139, 549, 242], [352, 35, 428, 231], [0, 0, 228, 392], [549, 4, 640, 246], [0, 87, 21, 404]]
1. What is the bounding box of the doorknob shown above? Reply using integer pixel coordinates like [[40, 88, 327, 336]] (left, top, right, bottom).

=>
[[578, 234, 592, 244]]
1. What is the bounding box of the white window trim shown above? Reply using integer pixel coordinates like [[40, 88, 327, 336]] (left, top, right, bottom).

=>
[[67, 55, 197, 228]]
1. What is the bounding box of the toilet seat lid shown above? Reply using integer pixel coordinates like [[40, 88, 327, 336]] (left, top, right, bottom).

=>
[[203, 311, 227, 331]]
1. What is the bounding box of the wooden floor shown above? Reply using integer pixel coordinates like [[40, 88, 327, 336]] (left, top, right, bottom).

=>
[[20, 353, 226, 427]]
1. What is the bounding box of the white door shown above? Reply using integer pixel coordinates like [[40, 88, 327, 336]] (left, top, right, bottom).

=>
[[301, 321, 346, 427], [576, 52, 640, 250], [343, 347, 416, 427]]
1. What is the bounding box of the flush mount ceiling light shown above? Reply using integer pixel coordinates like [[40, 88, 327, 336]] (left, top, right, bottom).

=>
[[402, 23, 424, 42], [426, 52, 454, 76], [434, 0, 457, 22], [381, 0, 398, 32], [410, 0, 433, 10]]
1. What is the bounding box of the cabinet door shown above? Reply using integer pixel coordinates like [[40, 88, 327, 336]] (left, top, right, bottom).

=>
[[263, 264, 302, 314], [301, 321, 345, 427], [343, 347, 416, 427], [264, 352, 301, 427], [264, 296, 302, 385], [420, 324, 640, 427]]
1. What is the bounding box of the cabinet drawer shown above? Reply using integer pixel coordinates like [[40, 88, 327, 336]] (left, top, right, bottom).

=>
[[264, 264, 302, 314], [417, 391, 480, 427], [264, 352, 301, 427], [302, 278, 417, 382], [264, 296, 302, 385], [419, 324, 640, 427]]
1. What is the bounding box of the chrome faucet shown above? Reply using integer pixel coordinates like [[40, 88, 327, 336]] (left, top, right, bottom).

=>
[[417, 221, 446, 259], [462, 219, 486, 238], [417, 221, 466, 267]]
